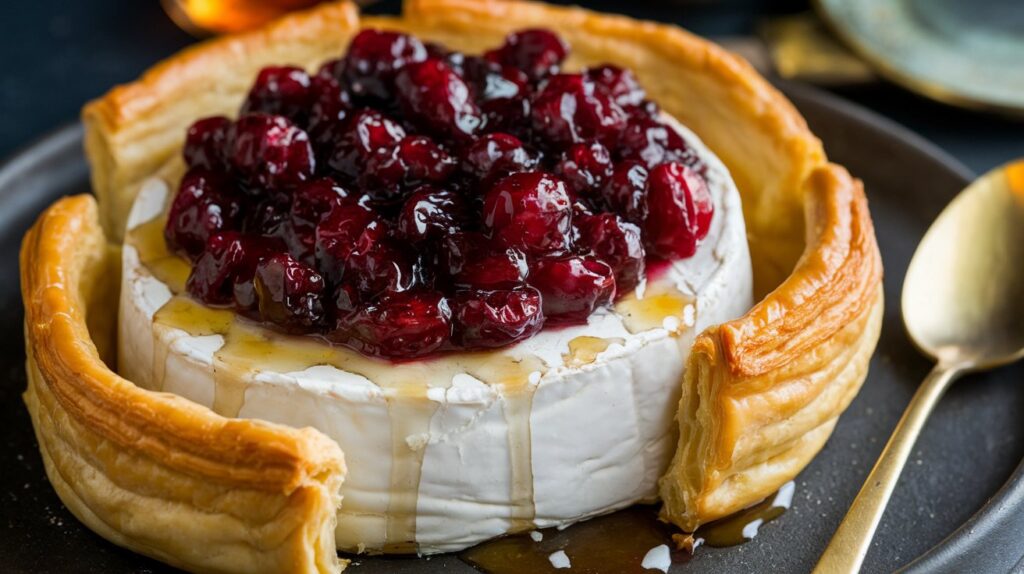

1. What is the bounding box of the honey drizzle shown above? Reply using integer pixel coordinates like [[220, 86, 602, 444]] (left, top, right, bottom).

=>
[[384, 389, 438, 553], [562, 336, 625, 368], [127, 212, 191, 294], [615, 287, 694, 334], [503, 383, 537, 533], [151, 338, 169, 392]]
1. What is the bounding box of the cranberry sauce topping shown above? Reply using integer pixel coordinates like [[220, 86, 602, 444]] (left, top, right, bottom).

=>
[[165, 28, 714, 359]]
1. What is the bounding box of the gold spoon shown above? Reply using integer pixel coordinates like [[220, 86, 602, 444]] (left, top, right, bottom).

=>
[[815, 160, 1024, 573]]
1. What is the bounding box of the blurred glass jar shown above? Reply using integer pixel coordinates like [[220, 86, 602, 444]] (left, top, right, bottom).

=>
[[162, 0, 324, 35]]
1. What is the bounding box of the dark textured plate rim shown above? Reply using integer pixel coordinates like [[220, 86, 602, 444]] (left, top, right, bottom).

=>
[[1, 83, 1019, 573]]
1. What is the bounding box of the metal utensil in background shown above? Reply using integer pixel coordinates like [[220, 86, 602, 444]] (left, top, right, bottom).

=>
[[814, 160, 1024, 573]]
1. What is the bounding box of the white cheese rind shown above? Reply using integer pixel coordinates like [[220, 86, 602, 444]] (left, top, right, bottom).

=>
[[119, 121, 752, 554]]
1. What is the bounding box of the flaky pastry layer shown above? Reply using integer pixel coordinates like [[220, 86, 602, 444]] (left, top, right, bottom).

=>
[[22, 195, 346, 572], [19, 0, 883, 571]]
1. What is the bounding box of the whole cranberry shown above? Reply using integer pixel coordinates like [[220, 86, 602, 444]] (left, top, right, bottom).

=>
[[397, 186, 468, 243], [555, 141, 613, 197], [528, 255, 616, 323], [186, 232, 280, 307], [451, 287, 544, 348], [288, 178, 352, 259], [461, 56, 532, 133], [395, 58, 483, 141], [619, 115, 702, 170], [585, 65, 646, 108], [575, 212, 646, 294], [228, 113, 315, 190], [441, 233, 529, 289], [485, 29, 568, 81], [342, 29, 428, 101], [346, 238, 418, 296], [326, 109, 406, 182], [165, 168, 242, 259], [183, 116, 231, 171], [360, 135, 457, 191], [602, 160, 649, 223], [530, 74, 628, 149], [643, 162, 714, 259], [482, 171, 573, 256], [253, 253, 326, 331], [243, 191, 290, 239], [314, 203, 387, 283], [241, 66, 313, 124], [306, 74, 351, 148], [463, 133, 538, 186], [341, 290, 452, 359]]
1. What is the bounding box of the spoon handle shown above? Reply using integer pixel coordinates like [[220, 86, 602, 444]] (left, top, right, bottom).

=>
[[814, 363, 961, 574]]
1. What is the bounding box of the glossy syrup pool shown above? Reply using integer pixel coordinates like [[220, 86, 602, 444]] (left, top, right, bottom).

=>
[[127, 183, 713, 554], [459, 482, 796, 573]]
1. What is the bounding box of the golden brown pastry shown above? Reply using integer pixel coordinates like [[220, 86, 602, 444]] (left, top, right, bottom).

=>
[[20, 0, 883, 572], [22, 196, 346, 574]]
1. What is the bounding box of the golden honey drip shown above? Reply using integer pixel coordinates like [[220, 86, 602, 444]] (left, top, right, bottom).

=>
[[615, 286, 694, 334]]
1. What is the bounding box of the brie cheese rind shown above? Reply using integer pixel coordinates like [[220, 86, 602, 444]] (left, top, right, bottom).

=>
[[117, 113, 753, 553], [20, 1, 883, 573]]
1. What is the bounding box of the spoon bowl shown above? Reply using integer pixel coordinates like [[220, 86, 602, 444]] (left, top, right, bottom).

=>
[[902, 159, 1024, 368], [815, 159, 1024, 574]]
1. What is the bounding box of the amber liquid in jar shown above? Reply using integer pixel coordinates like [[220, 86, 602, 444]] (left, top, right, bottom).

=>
[[162, 0, 325, 35]]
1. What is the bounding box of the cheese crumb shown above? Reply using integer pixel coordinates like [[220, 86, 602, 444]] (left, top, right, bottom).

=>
[[530, 530, 543, 542], [641, 544, 671, 572], [548, 550, 571, 569]]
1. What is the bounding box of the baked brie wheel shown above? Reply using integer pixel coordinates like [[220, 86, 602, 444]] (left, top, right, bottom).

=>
[[20, 0, 882, 572]]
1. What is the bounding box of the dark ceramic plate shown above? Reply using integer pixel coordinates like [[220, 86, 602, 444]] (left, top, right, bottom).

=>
[[1, 85, 1022, 574]]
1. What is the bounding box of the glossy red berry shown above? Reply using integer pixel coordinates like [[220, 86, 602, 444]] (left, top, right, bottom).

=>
[[643, 162, 713, 259], [555, 141, 614, 197], [530, 74, 627, 149], [451, 287, 544, 348], [326, 110, 406, 182], [346, 239, 418, 296], [463, 133, 538, 186], [165, 168, 242, 259], [186, 232, 281, 307], [184, 116, 231, 171], [253, 253, 325, 331], [482, 171, 573, 256], [342, 29, 428, 101], [395, 58, 483, 141], [461, 56, 533, 133], [341, 290, 452, 358], [620, 115, 702, 170], [397, 186, 468, 243], [528, 255, 616, 323], [602, 160, 648, 223], [241, 66, 313, 124], [288, 178, 352, 260], [306, 74, 351, 147], [485, 29, 568, 81], [575, 212, 646, 295], [228, 113, 315, 190], [585, 65, 646, 108], [361, 135, 457, 191], [314, 203, 387, 284], [442, 233, 529, 289]]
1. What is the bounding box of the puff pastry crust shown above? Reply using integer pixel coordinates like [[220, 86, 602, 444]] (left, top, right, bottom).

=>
[[19, 0, 883, 571]]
